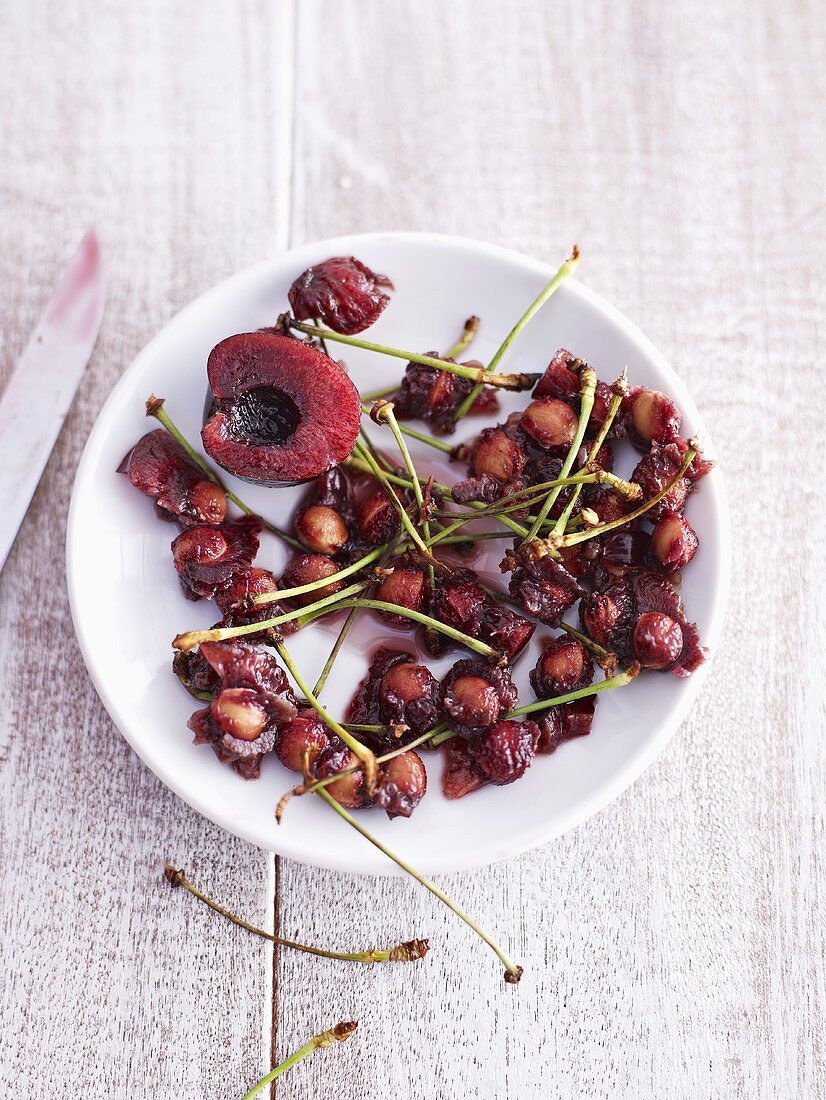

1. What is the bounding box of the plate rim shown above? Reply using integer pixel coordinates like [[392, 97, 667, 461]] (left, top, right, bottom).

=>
[[66, 230, 731, 875]]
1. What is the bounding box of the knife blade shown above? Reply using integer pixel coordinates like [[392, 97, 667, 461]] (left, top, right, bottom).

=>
[[0, 228, 105, 576]]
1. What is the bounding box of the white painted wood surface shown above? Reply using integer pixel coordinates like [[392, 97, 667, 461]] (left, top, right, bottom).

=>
[[1, 1, 824, 1097]]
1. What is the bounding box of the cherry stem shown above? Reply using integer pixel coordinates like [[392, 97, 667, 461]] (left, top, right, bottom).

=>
[[145, 396, 302, 550], [172, 579, 370, 650], [558, 622, 611, 659], [360, 383, 398, 402], [425, 667, 640, 747], [523, 366, 597, 542], [372, 401, 435, 583], [343, 458, 530, 539], [428, 469, 634, 528], [507, 664, 639, 717], [352, 439, 441, 567], [312, 532, 406, 697], [445, 315, 480, 359], [241, 1021, 358, 1099], [360, 406, 453, 453], [552, 370, 629, 535], [357, 316, 479, 404], [274, 638, 378, 791], [162, 863, 426, 964], [278, 722, 450, 815], [311, 317, 330, 357], [453, 247, 580, 422], [287, 318, 538, 390], [428, 530, 513, 547], [312, 605, 361, 698], [549, 446, 697, 550], [358, 425, 394, 472], [255, 545, 386, 607], [298, 597, 500, 661], [316, 787, 523, 984]]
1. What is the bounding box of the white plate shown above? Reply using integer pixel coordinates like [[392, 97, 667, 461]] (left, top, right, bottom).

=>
[[67, 233, 730, 875]]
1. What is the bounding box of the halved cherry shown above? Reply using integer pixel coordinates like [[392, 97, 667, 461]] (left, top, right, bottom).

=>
[[202, 332, 361, 485]]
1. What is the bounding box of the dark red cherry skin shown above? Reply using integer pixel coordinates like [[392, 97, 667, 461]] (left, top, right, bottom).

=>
[[378, 661, 440, 733], [482, 601, 536, 665], [599, 530, 652, 577], [356, 488, 401, 545], [508, 556, 584, 627], [288, 256, 393, 334], [535, 696, 597, 753], [520, 398, 578, 452], [202, 332, 361, 485], [651, 513, 699, 569], [314, 746, 371, 808], [441, 736, 488, 800], [632, 611, 684, 669], [119, 429, 228, 527], [187, 640, 298, 779], [440, 658, 518, 735], [348, 647, 439, 747], [171, 515, 262, 601], [280, 553, 343, 606], [580, 582, 636, 651], [451, 472, 513, 505], [625, 387, 681, 445], [429, 569, 535, 664], [632, 440, 713, 522], [530, 637, 594, 697], [374, 751, 428, 818], [533, 349, 582, 401], [587, 381, 623, 439], [581, 572, 704, 676], [392, 358, 474, 434], [172, 648, 220, 699], [373, 561, 430, 626], [588, 489, 635, 526], [276, 710, 330, 773], [214, 567, 297, 636], [470, 720, 539, 785]]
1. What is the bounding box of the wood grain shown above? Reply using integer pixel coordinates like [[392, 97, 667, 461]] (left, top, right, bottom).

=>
[[1, 0, 824, 1097], [0, 2, 292, 1096]]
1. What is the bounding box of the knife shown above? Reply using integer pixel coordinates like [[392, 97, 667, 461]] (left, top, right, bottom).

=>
[[0, 228, 105, 575]]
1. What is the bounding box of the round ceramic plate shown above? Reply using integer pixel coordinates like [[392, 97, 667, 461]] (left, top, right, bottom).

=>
[[67, 232, 730, 875]]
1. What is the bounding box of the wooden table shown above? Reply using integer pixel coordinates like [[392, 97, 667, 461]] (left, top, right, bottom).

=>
[[1, 2, 823, 1096]]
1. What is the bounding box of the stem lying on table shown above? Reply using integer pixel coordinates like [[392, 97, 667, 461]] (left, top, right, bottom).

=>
[[163, 863, 427, 963], [316, 787, 523, 984], [241, 1021, 358, 1099], [453, 246, 580, 422]]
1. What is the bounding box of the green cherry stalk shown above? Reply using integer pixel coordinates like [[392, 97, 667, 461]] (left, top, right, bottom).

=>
[[453, 246, 580, 422]]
